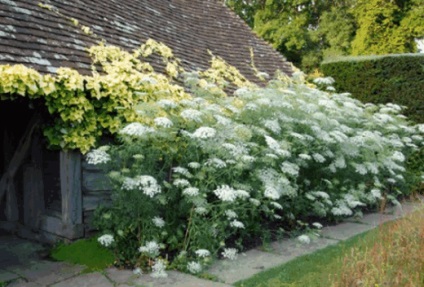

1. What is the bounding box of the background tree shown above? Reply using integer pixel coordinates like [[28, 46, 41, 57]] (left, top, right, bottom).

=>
[[225, 0, 424, 72]]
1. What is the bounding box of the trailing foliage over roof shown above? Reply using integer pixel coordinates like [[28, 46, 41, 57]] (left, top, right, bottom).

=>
[[0, 0, 292, 81]]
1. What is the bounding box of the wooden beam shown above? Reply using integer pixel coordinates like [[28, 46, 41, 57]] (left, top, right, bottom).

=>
[[60, 151, 83, 226]]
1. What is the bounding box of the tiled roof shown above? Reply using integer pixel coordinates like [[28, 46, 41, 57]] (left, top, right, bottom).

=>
[[0, 0, 293, 82]]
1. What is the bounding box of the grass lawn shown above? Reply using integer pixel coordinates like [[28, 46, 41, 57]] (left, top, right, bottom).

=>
[[50, 237, 115, 273], [235, 205, 424, 287]]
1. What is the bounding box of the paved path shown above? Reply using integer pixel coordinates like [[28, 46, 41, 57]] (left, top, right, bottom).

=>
[[1, 197, 422, 287]]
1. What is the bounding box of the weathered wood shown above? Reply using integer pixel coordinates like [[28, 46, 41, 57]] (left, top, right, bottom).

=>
[[60, 151, 82, 226], [82, 171, 112, 192], [23, 164, 45, 229], [83, 194, 111, 211], [5, 181, 18, 221], [0, 114, 41, 208], [39, 214, 84, 239]]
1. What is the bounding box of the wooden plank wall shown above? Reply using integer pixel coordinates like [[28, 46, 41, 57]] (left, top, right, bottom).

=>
[[81, 160, 112, 234]]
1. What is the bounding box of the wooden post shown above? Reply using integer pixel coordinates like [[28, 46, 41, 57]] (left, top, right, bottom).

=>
[[5, 180, 18, 221], [23, 164, 45, 229], [60, 151, 82, 226]]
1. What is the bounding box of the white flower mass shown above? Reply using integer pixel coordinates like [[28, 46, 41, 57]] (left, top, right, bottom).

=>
[[213, 185, 238, 202], [86, 149, 111, 165], [187, 261, 202, 274], [221, 248, 238, 260], [152, 216, 165, 228], [87, 54, 423, 277], [122, 175, 161, 197], [195, 249, 211, 258], [151, 259, 168, 278], [139, 241, 161, 257], [173, 179, 190, 187], [181, 109, 203, 122], [230, 220, 245, 229], [98, 234, 114, 247], [192, 127, 217, 139], [183, 187, 199, 196], [297, 234, 311, 244], [119, 122, 154, 137], [154, 117, 173, 128]]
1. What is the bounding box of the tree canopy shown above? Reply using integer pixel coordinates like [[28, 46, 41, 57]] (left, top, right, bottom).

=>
[[225, 0, 424, 71]]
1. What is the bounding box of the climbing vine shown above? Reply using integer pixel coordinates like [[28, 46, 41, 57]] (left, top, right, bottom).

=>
[[0, 38, 252, 153]]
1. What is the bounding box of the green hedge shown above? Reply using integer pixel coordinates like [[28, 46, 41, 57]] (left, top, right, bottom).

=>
[[321, 54, 424, 123]]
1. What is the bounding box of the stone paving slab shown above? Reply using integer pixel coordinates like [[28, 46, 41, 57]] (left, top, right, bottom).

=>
[[270, 237, 339, 257], [207, 237, 338, 284], [6, 278, 43, 287], [394, 200, 424, 216], [0, 236, 46, 269], [6, 260, 84, 286], [0, 269, 19, 282], [320, 221, 375, 241], [51, 272, 114, 287], [348, 212, 398, 227], [128, 270, 232, 287], [105, 267, 135, 285], [208, 249, 289, 284]]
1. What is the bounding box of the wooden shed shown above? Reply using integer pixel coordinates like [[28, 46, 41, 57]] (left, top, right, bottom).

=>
[[0, 0, 292, 242]]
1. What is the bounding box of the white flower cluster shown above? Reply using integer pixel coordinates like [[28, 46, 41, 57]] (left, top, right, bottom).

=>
[[182, 187, 199, 196], [152, 216, 165, 228], [230, 220, 245, 229], [331, 201, 353, 216], [391, 151, 405, 162], [213, 185, 249, 202], [205, 158, 227, 168], [154, 117, 173, 128], [312, 222, 323, 229], [263, 119, 281, 134], [264, 135, 280, 151], [297, 234, 311, 244], [139, 241, 161, 257], [222, 143, 245, 157], [213, 185, 237, 202], [270, 201, 283, 210], [313, 76, 335, 86], [173, 167, 192, 178], [151, 259, 167, 278], [187, 261, 202, 274], [122, 175, 161, 197], [221, 248, 238, 260], [264, 186, 280, 200], [195, 249, 211, 258], [281, 162, 300, 177], [264, 135, 291, 157], [98, 234, 114, 247], [312, 153, 326, 163], [86, 148, 111, 165], [225, 210, 238, 219], [192, 127, 217, 139], [119, 122, 154, 137], [181, 109, 203, 122], [214, 114, 232, 125], [173, 179, 190, 187], [188, 162, 201, 169]]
